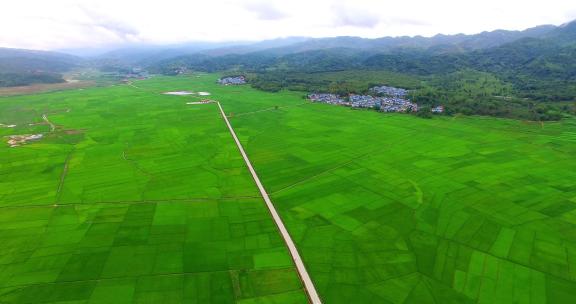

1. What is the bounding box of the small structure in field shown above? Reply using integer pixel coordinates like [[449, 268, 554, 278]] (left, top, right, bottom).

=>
[[432, 105, 445, 113], [187, 100, 215, 105]]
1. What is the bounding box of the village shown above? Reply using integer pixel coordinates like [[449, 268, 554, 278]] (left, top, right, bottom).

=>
[[308, 85, 424, 113], [112, 67, 150, 82], [5, 134, 43, 148], [370, 85, 409, 97], [218, 76, 246, 85]]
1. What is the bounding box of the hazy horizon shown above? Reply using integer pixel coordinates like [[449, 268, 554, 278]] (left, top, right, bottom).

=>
[[2, 0, 576, 51]]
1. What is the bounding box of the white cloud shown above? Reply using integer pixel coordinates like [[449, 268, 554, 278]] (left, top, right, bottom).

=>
[[77, 5, 140, 41], [241, 1, 289, 21], [330, 3, 381, 28], [0, 0, 575, 50]]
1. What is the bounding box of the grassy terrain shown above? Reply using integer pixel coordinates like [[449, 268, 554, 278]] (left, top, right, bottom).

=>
[[0, 78, 306, 303], [2, 73, 576, 303], [169, 74, 576, 303], [0, 81, 95, 97], [249, 70, 422, 94]]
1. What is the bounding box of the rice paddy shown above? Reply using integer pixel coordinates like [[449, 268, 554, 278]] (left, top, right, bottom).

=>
[[1, 73, 576, 303], [0, 79, 306, 303]]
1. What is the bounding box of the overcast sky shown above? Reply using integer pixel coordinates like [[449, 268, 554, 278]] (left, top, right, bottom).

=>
[[2, 0, 576, 50]]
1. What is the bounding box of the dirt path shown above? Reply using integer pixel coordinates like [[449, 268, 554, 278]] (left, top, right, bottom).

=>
[[270, 156, 363, 196], [42, 114, 56, 132], [0, 81, 94, 97], [126, 86, 322, 302], [232, 102, 309, 118], [216, 102, 322, 304], [55, 149, 74, 204], [126, 81, 140, 89]]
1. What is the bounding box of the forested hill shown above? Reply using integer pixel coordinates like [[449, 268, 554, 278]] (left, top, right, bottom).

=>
[[150, 20, 575, 73], [0, 48, 81, 87], [248, 24, 557, 55], [2, 20, 575, 119], [360, 22, 576, 99], [149, 20, 576, 102], [93, 23, 557, 71]]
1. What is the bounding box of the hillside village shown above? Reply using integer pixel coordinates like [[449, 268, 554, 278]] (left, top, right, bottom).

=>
[[370, 85, 408, 97], [308, 85, 431, 113], [218, 76, 246, 85]]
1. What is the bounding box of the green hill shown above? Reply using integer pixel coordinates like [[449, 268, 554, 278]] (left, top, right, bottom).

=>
[[0, 48, 81, 87], [145, 20, 576, 120]]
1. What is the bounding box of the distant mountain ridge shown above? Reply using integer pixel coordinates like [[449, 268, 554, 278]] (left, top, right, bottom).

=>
[[67, 23, 561, 67], [1, 20, 575, 91], [247, 25, 557, 56], [148, 20, 576, 104], [0, 48, 82, 87], [0, 47, 80, 73]]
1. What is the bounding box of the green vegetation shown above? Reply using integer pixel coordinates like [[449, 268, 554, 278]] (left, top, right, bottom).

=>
[[249, 70, 420, 94], [210, 74, 576, 303], [158, 50, 575, 120], [148, 22, 576, 121], [2, 74, 576, 303], [248, 69, 572, 121], [411, 70, 568, 121], [0, 48, 79, 87], [0, 72, 65, 87], [0, 77, 306, 303]]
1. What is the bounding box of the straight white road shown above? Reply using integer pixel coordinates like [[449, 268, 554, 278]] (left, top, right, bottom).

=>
[[216, 102, 322, 304]]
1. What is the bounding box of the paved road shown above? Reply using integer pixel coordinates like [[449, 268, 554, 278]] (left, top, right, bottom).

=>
[[216, 102, 322, 304]]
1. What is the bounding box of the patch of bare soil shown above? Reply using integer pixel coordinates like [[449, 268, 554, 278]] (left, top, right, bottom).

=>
[[63, 129, 84, 135], [0, 81, 95, 97]]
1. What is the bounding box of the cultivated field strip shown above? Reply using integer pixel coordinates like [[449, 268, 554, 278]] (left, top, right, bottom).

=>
[[0, 80, 309, 303], [2, 74, 576, 303], [208, 74, 576, 303], [217, 101, 322, 304]]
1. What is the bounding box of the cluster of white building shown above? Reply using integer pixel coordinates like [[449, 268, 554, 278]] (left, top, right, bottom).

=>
[[308, 85, 423, 113], [349, 94, 418, 112], [432, 106, 445, 113], [218, 76, 246, 85], [370, 85, 409, 97], [307, 93, 347, 105]]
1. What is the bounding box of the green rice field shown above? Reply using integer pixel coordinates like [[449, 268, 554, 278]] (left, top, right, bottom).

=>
[[0, 80, 306, 303], [1, 74, 576, 303]]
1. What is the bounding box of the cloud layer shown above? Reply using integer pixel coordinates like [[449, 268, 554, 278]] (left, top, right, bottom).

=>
[[1, 0, 575, 50]]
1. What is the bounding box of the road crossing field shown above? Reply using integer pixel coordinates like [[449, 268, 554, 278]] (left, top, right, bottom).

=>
[[1, 74, 576, 303], [195, 74, 576, 303], [0, 79, 307, 303]]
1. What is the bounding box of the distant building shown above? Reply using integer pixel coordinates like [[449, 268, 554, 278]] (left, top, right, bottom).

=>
[[432, 105, 445, 113], [308, 88, 418, 113], [120, 67, 150, 80], [349, 94, 418, 112], [218, 76, 246, 85], [308, 93, 347, 105], [370, 85, 409, 97]]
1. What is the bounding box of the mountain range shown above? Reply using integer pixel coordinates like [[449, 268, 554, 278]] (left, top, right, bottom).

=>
[[0, 20, 575, 105], [2, 21, 573, 73]]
